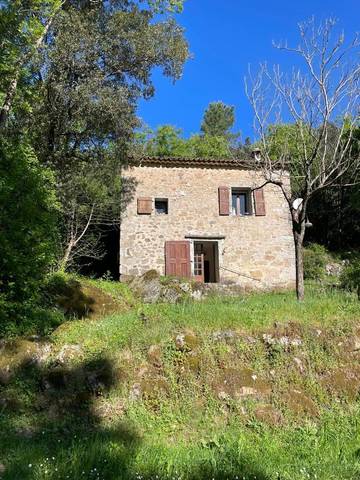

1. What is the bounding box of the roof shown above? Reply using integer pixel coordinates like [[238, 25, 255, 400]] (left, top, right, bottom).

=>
[[128, 155, 256, 169]]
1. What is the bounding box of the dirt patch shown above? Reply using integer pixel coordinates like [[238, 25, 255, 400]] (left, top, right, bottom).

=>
[[282, 389, 318, 417], [322, 366, 360, 400], [254, 404, 283, 425], [213, 367, 271, 401]]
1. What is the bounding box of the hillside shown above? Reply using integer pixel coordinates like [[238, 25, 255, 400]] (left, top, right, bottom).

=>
[[1, 280, 360, 480]]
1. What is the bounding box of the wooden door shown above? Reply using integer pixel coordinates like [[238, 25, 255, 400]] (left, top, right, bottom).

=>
[[165, 241, 191, 278], [193, 253, 204, 282]]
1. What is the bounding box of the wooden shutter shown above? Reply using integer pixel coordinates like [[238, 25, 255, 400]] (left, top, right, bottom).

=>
[[137, 197, 152, 214], [254, 188, 266, 216], [165, 241, 191, 278], [218, 186, 230, 215]]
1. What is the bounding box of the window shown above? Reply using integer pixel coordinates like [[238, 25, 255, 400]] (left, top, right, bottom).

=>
[[231, 189, 252, 215], [155, 198, 168, 215]]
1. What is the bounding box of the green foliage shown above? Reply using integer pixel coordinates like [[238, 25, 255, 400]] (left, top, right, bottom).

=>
[[1, 285, 360, 478], [27, 1, 189, 268], [303, 243, 329, 280], [340, 260, 360, 297], [138, 124, 232, 158], [141, 125, 189, 157], [200, 101, 236, 138], [0, 139, 59, 330]]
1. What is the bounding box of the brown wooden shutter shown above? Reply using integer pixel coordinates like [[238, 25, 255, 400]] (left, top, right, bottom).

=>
[[254, 187, 266, 216], [165, 241, 191, 278], [218, 186, 230, 215], [137, 197, 152, 214]]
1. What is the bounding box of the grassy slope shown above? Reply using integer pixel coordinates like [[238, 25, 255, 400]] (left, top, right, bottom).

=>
[[1, 283, 360, 480]]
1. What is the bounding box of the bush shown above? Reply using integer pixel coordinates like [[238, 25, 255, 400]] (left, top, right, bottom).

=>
[[340, 261, 360, 299], [0, 139, 59, 334], [303, 243, 329, 280]]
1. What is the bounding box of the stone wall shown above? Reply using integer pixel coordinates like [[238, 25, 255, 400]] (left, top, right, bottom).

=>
[[120, 164, 296, 290]]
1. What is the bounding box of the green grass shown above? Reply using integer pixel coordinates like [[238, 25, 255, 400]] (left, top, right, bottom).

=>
[[1, 284, 360, 480]]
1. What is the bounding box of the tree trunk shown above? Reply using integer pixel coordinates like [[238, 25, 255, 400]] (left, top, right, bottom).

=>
[[292, 215, 307, 301], [59, 240, 74, 272], [0, 73, 19, 129]]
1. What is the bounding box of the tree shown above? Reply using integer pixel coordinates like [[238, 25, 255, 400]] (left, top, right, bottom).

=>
[[246, 18, 360, 300], [139, 124, 233, 158], [186, 134, 232, 158], [142, 125, 188, 157], [0, 0, 65, 130], [27, 1, 189, 269], [200, 101, 236, 138]]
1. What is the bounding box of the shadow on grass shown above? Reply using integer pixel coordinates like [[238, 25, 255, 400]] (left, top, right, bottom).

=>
[[0, 355, 270, 480]]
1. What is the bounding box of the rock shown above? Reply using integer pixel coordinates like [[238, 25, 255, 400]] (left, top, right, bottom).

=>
[[55, 344, 82, 365], [237, 386, 258, 397], [161, 287, 182, 304], [262, 333, 302, 349], [254, 404, 283, 425], [34, 342, 53, 364], [214, 368, 271, 400], [218, 391, 230, 401], [262, 334, 276, 345], [212, 330, 237, 343], [175, 329, 199, 351], [245, 336, 257, 344], [322, 367, 360, 400], [282, 389, 318, 417], [293, 356, 305, 373], [191, 290, 203, 301], [325, 262, 343, 276], [92, 398, 125, 421], [130, 270, 162, 303], [147, 345, 162, 367], [179, 282, 191, 293], [140, 376, 169, 399]]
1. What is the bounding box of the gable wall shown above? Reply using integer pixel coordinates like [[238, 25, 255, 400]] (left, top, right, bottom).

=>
[[120, 165, 296, 290]]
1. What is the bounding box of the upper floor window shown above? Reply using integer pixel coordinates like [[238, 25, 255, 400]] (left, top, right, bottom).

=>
[[155, 198, 168, 215], [231, 189, 252, 215]]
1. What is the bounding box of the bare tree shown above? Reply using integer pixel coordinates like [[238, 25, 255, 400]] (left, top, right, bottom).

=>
[[245, 17, 360, 300]]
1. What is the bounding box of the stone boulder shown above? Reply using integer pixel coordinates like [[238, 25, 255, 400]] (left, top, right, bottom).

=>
[[129, 270, 162, 303], [129, 270, 206, 304]]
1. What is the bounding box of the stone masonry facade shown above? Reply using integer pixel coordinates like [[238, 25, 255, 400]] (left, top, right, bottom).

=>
[[120, 159, 296, 290]]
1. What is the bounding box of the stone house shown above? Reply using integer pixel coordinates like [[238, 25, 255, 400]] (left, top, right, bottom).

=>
[[120, 156, 296, 290]]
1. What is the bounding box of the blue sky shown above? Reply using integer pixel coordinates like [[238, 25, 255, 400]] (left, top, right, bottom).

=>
[[137, 0, 359, 141]]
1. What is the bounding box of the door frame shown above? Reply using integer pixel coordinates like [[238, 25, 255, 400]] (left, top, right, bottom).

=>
[[191, 239, 220, 283]]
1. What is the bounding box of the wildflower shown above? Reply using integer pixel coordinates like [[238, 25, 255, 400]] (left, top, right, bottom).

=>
[[28, 464, 32, 468]]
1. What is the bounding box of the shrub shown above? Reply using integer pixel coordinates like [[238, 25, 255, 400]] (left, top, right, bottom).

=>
[[340, 261, 360, 299], [303, 243, 329, 280], [0, 139, 59, 334]]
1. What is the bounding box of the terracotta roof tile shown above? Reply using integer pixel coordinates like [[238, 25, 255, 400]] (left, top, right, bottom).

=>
[[129, 155, 256, 169]]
